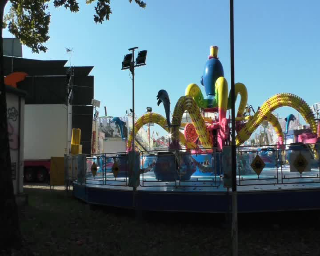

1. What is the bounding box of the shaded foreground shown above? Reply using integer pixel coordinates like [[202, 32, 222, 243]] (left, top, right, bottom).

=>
[[5, 186, 320, 256]]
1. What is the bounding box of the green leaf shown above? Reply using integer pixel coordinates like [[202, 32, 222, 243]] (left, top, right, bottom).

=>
[[3, 0, 146, 53]]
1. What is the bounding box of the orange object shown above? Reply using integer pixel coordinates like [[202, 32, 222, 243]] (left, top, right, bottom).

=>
[[184, 123, 198, 143], [4, 72, 28, 88]]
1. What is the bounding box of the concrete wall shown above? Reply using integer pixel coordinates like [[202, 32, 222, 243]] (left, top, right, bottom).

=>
[[6, 91, 25, 195]]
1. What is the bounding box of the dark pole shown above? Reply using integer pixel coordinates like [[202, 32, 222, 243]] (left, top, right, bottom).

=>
[[132, 50, 135, 152], [129, 47, 138, 199], [129, 47, 138, 152], [230, 0, 238, 255], [148, 122, 150, 151]]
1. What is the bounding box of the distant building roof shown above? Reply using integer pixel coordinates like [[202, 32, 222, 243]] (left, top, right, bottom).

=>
[[3, 56, 93, 76]]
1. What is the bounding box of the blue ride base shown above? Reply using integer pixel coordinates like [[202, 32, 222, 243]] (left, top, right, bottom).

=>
[[73, 173, 320, 213], [73, 145, 320, 213]]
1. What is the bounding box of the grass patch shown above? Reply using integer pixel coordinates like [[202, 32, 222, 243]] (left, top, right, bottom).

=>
[[10, 186, 320, 256]]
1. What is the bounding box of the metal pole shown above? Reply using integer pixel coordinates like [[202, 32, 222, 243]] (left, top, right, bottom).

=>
[[132, 50, 135, 152], [94, 106, 97, 153], [230, 0, 238, 255], [66, 75, 69, 155], [148, 123, 150, 151], [129, 47, 138, 153], [129, 47, 138, 200]]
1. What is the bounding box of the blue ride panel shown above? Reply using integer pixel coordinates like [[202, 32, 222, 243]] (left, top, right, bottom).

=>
[[114, 154, 129, 178], [192, 153, 222, 176], [258, 148, 278, 168], [141, 154, 157, 173], [154, 152, 196, 181]]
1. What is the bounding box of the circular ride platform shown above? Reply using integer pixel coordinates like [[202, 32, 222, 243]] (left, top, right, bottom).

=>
[[73, 167, 320, 213]]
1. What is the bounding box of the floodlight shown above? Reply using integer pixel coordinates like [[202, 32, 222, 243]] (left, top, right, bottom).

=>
[[122, 47, 148, 154], [122, 53, 133, 70], [136, 50, 147, 65]]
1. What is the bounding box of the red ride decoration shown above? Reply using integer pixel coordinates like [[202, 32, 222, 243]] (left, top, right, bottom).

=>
[[184, 123, 199, 143]]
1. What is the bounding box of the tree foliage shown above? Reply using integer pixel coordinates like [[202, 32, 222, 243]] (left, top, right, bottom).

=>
[[0, 0, 145, 252], [3, 0, 146, 53]]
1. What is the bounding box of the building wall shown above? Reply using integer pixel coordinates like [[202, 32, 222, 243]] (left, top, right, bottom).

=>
[[24, 104, 69, 160], [6, 92, 25, 195]]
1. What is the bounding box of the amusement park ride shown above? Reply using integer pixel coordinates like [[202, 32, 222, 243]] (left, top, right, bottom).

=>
[[128, 46, 319, 154], [73, 45, 320, 213]]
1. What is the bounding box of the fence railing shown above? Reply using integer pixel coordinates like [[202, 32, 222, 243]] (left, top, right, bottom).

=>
[[236, 144, 320, 186], [65, 142, 320, 190]]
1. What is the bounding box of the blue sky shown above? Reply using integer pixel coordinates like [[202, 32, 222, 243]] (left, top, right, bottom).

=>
[[3, 0, 320, 136]]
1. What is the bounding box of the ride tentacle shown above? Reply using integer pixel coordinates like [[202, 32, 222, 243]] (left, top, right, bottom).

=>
[[127, 112, 198, 151], [185, 83, 217, 109], [236, 93, 317, 145], [227, 82, 248, 117], [171, 96, 212, 149]]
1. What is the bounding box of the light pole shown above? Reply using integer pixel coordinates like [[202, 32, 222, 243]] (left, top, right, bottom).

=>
[[146, 107, 152, 151], [122, 47, 148, 153]]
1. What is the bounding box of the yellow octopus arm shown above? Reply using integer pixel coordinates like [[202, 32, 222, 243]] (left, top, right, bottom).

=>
[[236, 93, 317, 145], [127, 113, 198, 150], [215, 77, 229, 112], [227, 82, 248, 117], [185, 83, 207, 108], [236, 113, 284, 144], [171, 96, 212, 148]]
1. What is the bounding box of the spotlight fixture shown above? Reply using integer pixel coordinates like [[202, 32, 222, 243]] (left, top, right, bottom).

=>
[[122, 53, 133, 70], [136, 50, 147, 66]]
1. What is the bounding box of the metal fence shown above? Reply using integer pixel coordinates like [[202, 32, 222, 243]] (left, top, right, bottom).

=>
[[66, 143, 320, 190], [236, 144, 320, 186]]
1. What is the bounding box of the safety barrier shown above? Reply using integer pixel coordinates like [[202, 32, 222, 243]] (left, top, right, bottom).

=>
[[67, 143, 320, 190], [236, 143, 320, 187]]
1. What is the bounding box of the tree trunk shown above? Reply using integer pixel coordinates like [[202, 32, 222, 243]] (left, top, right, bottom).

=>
[[0, 0, 22, 252]]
